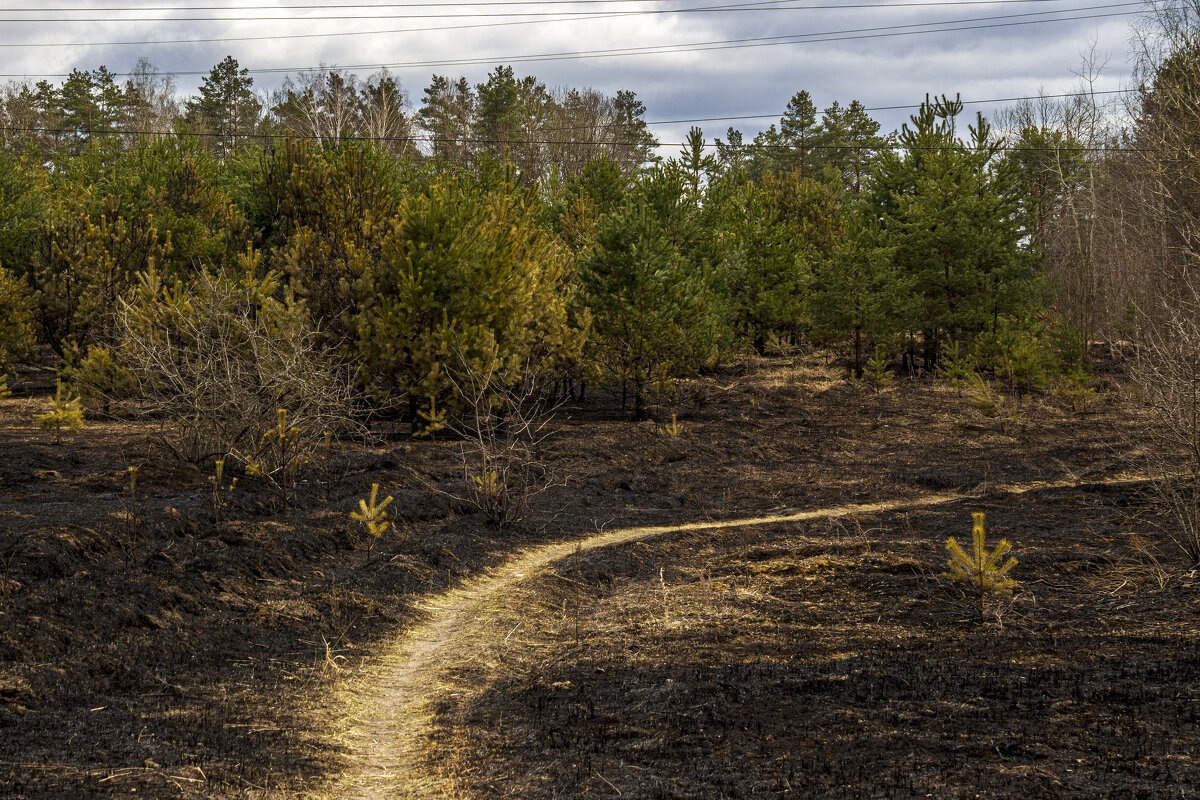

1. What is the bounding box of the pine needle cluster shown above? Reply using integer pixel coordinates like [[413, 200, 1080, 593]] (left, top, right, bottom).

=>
[[662, 413, 684, 438], [33, 380, 85, 444], [944, 511, 1019, 622], [352, 482, 394, 560]]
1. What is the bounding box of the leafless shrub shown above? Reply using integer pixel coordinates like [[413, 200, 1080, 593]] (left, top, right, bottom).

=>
[[1129, 287, 1200, 564], [116, 264, 360, 472], [445, 353, 561, 528]]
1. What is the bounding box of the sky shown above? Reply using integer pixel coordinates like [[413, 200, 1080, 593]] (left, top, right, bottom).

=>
[[0, 0, 1141, 150]]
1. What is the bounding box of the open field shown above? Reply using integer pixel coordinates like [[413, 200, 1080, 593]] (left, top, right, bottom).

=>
[[1, 351, 1196, 798]]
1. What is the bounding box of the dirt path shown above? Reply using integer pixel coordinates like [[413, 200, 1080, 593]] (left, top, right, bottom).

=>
[[330, 473, 1151, 799]]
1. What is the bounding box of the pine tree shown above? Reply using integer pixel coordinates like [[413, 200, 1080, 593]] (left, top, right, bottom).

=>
[[780, 90, 824, 180], [353, 176, 584, 423], [720, 180, 812, 354], [808, 217, 908, 378], [418, 75, 476, 167], [186, 56, 262, 161], [33, 380, 85, 444], [579, 167, 720, 417], [678, 126, 718, 197], [869, 95, 1034, 369], [944, 511, 1019, 622]]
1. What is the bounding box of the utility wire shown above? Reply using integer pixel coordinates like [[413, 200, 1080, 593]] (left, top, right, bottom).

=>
[[0, 1, 1149, 54], [643, 88, 1130, 126], [0, 0, 1129, 7], [0, 123, 1143, 150], [0, 0, 1131, 17]]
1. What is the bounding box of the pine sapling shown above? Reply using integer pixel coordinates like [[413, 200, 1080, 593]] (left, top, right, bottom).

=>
[[469, 463, 508, 523], [416, 395, 448, 438], [944, 511, 1019, 623], [662, 413, 684, 438], [351, 483, 393, 561], [865, 349, 895, 387], [33, 380, 85, 444]]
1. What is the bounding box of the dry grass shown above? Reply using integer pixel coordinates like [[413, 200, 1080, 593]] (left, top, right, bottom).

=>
[[327, 474, 1179, 799]]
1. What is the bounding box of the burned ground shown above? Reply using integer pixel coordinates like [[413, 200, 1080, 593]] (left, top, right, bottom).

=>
[[0, 352, 1194, 798]]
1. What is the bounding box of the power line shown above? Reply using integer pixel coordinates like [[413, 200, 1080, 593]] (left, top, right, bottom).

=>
[[0, 1, 1147, 54], [0, 0, 1128, 7], [3, 4, 1000, 19], [642, 88, 1130, 126], [0, 123, 1143, 150], [0, 0, 1129, 17]]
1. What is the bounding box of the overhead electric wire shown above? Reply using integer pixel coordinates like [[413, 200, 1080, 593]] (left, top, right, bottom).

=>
[[0, 0, 1148, 53], [0, 0, 1132, 7], [0, 86, 1132, 139], [0, 123, 1142, 151], [0, 0, 1132, 17], [640, 88, 1130, 126]]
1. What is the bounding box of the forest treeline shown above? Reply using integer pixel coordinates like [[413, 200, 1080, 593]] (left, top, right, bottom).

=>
[[0, 14, 1198, 436]]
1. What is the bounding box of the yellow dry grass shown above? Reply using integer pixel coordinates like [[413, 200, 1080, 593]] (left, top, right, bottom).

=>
[[325, 470, 1157, 799]]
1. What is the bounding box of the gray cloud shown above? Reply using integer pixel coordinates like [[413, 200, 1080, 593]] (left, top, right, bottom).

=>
[[0, 1, 1136, 145]]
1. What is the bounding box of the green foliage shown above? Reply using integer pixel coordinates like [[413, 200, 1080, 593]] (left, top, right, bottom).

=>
[[62, 345, 137, 413], [945, 511, 1019, 622], [718, 180, 812, 353], [863, 349, 895, 387], [934, 340, 976, 390], [0, 154, 47, 276], [579, 167, 721, 416], [354, 177, 585, 418], [0, 265, 35, 379], [870, 95, 1035, 369], [1056, 365, 1101, 414], [965, 371, 1008, 419], [185, 56, 262, 160], [970, 315, 1078, 393], [808, 218, 907, 377], [91, 137, 248, 277], [351, 482, 393, 558], [241, 139, 402, 341], [27, 191, 170, 357], [33, 379, 85, 444]]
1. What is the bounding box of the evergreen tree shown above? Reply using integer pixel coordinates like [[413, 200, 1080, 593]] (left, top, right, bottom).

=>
[[476, 66, 521, 157], [809, 217, 909, 377], [579, 167, 720, 416], [870, 95, 1034, 369], [610, 90, 658, 174], [186, 56, 262, 161], [720, 180, 812, 354], [780, 90, 824, 180], [56, 68, 126, 154], [678, 126, 718, 197], [818, 100, 886, 194], [353, 175, 584, 419], [714, 127, 747, 178], [418, 75, 476, 167]]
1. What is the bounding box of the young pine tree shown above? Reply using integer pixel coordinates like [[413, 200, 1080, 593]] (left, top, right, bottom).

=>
[[579, 168, 721, 417]]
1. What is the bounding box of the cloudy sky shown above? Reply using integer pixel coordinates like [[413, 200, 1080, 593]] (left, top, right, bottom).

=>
[[0, 0, 1140, 148]]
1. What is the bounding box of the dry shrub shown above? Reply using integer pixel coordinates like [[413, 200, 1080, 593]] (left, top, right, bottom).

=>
[[1130, 287, 1200, 564], [447, 353, 559, 528], [116, 256, 358, 468]]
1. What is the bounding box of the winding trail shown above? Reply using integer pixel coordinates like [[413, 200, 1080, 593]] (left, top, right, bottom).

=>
[[331, 473, 1151, 799]]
